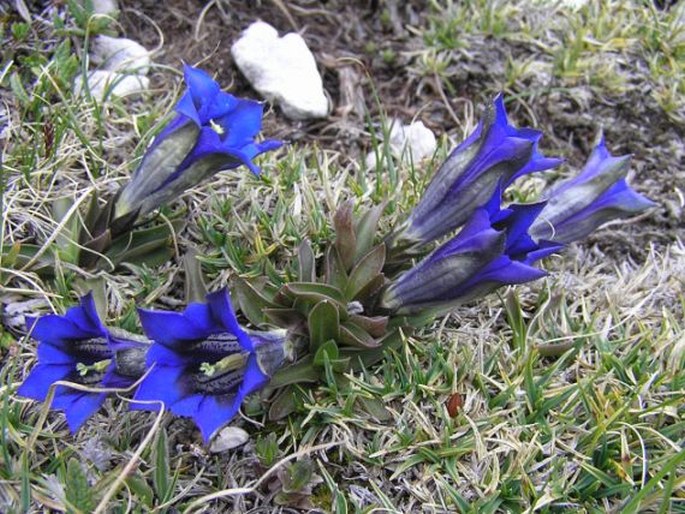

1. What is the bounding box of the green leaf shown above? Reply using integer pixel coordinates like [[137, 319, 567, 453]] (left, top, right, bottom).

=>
[[269, 356, 321, 388], [281, 460, 314, 494], [282, 282, 347, 308], [297, 238, 316, 282], [349, 314, 388, 338], [342, 327, 410, 370], [308, 301, 340, 352], [324, 246, 347, 291], [340, 322, 380, 349], [65, 457, 95, 513], [330, 357, 351, 373], [263, 308, 306, 332], [345, 244, 386, 300], [9, 73, 30, 106], [313, 339, 340, 367], [358, 397, 392, 422], [124, 474, 154, 508], [333, 200, 357, 271], [349, 274, 385, 304], [183, 248, 207, 304], [234, 278, 277, 327], [268, 386, 299, 420], [153, 427, 171, 503], [354, 203, 384, 261], [99, 220, 184, 269], [255, 433, 280, 466]]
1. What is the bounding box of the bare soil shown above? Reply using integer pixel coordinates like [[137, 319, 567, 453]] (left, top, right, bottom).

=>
[[119, 0, 683, 263]]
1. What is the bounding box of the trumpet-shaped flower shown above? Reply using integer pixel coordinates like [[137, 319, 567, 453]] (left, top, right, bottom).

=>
[[132, 289, 287, 442], [389, 94, 561, 250], [114, 65, 282, 221], [381, 203, 555, 315], [17, 293, 147, 432], [529, 137, 655, 244]]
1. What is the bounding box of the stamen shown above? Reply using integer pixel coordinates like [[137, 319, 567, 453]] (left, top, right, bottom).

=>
[[199, 352, 248, 377], [209, 119, 225, 135]]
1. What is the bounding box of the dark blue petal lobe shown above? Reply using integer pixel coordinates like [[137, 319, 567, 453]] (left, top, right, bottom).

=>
[[137, 305, 209, 346], [28, 315, 93, 343], [37, 342, 75, 365], [17, 364, 73, 401], [206, 289, 253, 351], [132, 365, 186, 412], [193, 395, 240, 442], [63, 392, 107, 433]]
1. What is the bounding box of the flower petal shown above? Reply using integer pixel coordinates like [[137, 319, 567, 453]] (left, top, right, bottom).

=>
[[137, 305, 210, 346], [193, 395, 240, 442], [132, 365, 186, 412], [62, 392, 107, 433], [206, 289, 253, 351], [17, 364, 73, 401]]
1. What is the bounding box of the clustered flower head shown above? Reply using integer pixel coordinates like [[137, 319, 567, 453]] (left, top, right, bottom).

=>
[[16, 69, 656, 443]]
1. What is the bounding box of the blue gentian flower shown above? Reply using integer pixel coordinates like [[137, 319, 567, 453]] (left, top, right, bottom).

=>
[[114, 65, 282, 221], [381, 204, 554, 315], [389, 94, 561, 250], [132, 289, 287, 442], [17, 293, 148, 432], [530, 137, 656, 244]]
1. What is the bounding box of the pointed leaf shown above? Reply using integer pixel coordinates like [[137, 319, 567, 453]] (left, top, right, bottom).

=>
[[313, 339, 340, 367], [234, 278, 277, 326], [65, 458, 95, 513], [358, 397, 392, 421], [345, 244, 386, 300], [308, 300, 340, 352], [340, 322, 380, 349], [297, 238, 316, 282], [331, 357, 351, 373], [341, 327, 411, 370], [283, 282, 347, 307], [355, 203, 384, 261], [184, 248, 207, 304], [103, 220, 184, 268], [333, 200, 357, 271], [269, 356, 321, 388], [324, 246, 347, 290], [263, 308, 306, 332], [153, 428, 171, 502], [350, 274, 386, 304], [349, 314, 388, 338], [268, 386, 299, 420]]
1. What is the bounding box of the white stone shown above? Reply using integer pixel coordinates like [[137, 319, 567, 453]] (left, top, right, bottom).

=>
[[90, 35, 151, 75], [231, 21, 329, 120], [73, 71, 149, 99], [90, 0, 119, 16], [388, 119, 437, 161], [209, 426, 249, 453], [366, 119, 437, 168]]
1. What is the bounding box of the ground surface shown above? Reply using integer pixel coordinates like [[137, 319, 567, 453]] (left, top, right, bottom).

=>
[[1, 0, 684, 512]]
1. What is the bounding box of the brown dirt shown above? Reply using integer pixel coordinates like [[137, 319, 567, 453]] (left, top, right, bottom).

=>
[[117, 0, 683, 264]]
